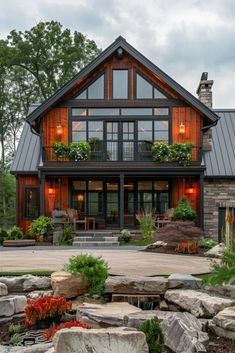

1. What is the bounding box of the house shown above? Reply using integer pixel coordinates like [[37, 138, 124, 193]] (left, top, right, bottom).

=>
[[11, 36, 234, 240]]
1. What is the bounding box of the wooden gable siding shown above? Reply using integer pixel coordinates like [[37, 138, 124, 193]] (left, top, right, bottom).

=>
[[172, 177, 199, 213], [18, 175, 39, 234], [44, 178, 69, 216], [172, 107, 202, 160], [42, 107, 68, 147]]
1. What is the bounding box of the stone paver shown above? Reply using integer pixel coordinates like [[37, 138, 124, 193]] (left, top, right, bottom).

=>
[[0, 248, 211, 276]]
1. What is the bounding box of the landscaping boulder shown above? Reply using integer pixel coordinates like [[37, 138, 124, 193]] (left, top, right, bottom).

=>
[[76, 302, 141, 327], [161, 312, 209, 353], [168, 273, 203, 290], [0, 343, 53, 353], [207, 284, 235, 299], [205, 243, 225, 258], [51, 271, 87, 299], [213, 307, 235, 332], [0, 275, 51, 292], [156, 221, 204, 243], [0, 283, 8, 296], [105, 276, 168, 295], [53, 327, 148, 353], [27, 290, 53, 300], [125, 310, 176, 328], [165, 289, 232, 318], [0, 295, 27, 317], [144, 241, 167, 250]]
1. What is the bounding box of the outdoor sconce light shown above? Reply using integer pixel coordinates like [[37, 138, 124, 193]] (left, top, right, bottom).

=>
[[56, 124, 63, 136], [187, 183, 194, 194], [48, 184, 54, 195], [78, 194, 84, 202], [179, 122, 185, 134]]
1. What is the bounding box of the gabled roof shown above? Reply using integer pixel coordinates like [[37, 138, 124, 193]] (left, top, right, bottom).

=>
[[10, 105, 40, 174], [26, 36, 219, 125], [204, 110, 235, 177]]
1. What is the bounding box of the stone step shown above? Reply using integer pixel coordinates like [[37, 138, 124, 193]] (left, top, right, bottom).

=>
[[75, 231, 113, 237], [73, 241, 119, 248], [73, 236, 118, 242]]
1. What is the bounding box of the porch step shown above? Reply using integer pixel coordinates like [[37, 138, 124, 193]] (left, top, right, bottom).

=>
[[74, 231, 113, 238], [73, 241, 119, 248], [73, 236, 118, 242]]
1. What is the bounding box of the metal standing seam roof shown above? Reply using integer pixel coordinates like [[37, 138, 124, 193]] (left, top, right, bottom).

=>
[[204, 110, 235, 177], [10, 105, 40, 174]]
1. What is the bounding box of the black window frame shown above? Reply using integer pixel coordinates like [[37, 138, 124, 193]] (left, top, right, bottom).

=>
[[135, 70, 170, 100], [23, 186, 40, 220], [112, 68, 130, 100], [73, 72, 106, 100]]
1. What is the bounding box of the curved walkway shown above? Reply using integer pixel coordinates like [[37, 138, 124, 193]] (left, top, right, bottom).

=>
[[0, 247, 211, 276]]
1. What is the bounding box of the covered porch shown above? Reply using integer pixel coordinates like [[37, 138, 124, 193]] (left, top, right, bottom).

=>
[[42, 171, 204, 229]]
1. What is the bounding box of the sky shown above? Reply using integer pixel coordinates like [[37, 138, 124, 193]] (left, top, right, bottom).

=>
[[1, 0, 235, 108]]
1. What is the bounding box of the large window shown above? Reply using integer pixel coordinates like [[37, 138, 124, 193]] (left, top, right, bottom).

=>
[[136, 72, 167, 99], [24, 187, 39, 219], [137, 180, 169, 214], [75, 74, 105, 100], [72, 180, 103, 217], [113, 70, 128, 99]]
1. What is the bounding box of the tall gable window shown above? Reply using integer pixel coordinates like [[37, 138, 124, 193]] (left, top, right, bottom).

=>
[[136, 73, 167, 99], [113, 70, 128, 99], [75, 74, 105, 100]]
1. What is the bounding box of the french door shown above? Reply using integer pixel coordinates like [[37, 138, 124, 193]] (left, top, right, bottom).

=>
[[106, 121, 135, 161]]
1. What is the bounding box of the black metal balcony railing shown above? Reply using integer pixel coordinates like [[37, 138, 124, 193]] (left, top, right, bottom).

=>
[[42, 142, 202, 163]]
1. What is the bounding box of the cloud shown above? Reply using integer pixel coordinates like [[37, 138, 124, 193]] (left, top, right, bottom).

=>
[[0, 0, 235, 107]]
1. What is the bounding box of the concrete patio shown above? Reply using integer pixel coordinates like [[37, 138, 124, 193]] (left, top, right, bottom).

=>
[[0, 247, 211, 276]]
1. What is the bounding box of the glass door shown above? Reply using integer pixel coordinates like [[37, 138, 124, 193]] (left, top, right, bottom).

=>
[[122, 122, 135, 161], [124, 182, 135, 226], [105, 182, 119, 227], [106, 122, 119, 161]]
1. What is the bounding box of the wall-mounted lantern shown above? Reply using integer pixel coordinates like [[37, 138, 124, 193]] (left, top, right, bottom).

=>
[[187, 183, 194, 194], [78, 194, 84, 202], [48, 184, 54, 195], [56, 124, 64, 136], [179, 122, 185, 134]]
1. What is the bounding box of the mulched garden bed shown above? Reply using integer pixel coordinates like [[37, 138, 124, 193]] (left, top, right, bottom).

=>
[[144, 245, 207, 257]]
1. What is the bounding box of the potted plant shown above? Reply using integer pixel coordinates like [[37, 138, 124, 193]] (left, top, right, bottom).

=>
[[52, 142, 69, 160], [172, 197, 196, 221], [28, 216, 53, 242], [169, 143, 193, 166], [152, 141, 170, 162], [120, 229, 131, 243]]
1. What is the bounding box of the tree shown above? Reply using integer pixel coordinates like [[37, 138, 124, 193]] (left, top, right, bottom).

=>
[[5, 21, 102, 100]]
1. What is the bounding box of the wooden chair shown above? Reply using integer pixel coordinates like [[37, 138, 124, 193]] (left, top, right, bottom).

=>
[[156, 208, 174, 229], [67, 208, 87, 231]]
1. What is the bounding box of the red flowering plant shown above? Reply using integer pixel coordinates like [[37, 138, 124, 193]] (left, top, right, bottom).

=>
[[175, 241, 199, 254], [25, 296, 72, 327], [44, 320, 91, 340]]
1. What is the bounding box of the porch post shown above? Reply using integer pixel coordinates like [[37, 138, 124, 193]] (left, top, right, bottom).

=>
[[40, 173, 45, 216], [120, 174, 124, 229], [199, 173, 204, 229]]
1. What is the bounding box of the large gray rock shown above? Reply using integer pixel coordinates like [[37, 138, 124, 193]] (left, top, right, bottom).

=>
[[165, 289, 232, 318], [168, 273, 202, 289], [0, 295, 27, 317], [53, 327, 148, 353], [205, 244, 224, 258], [0, 343, 52, 353], [76, 302, 141, 327], [51, 271, 87, 299], [161, 312, 209, 353], [105, 276, 168, 295], [0, 275, 51, 292], [0, 283, 8, 296], [125, 310, 177, 328], [27, 290, 53, 300], [213, 307, 235, 332], [207, 284, 235, 299]]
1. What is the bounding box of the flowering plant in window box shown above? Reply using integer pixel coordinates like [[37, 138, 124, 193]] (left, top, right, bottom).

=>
[[25, 296, 72, 327]]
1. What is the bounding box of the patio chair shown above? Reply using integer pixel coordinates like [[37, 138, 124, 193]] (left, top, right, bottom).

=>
[[67, 208, 87, 231], [156, 208, 174, 228]]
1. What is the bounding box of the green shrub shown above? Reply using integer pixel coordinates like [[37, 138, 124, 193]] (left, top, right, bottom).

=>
[[9, 324, 21, 334], [7, 226, 23, 240], [169, 143, 193, 166], [52, 142, 69, 159], [29, 216, 53, 241], [65, 254, 109, 296], [173, 197, 196, 221], [139, 318, 164, 353], [58, 223, 73, 245], [152, 142, 170, 162], [136, 210, 156, 241], [0, 229, 8, 244], [205, 250, 235, 286], [199, 239, 217, 249], [120, 229, 131, 243], [69, 142, 91, 161], [9, 333, 21, 346]]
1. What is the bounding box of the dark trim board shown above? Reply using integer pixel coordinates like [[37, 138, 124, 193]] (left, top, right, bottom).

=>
[[26, 36, 219, 125]]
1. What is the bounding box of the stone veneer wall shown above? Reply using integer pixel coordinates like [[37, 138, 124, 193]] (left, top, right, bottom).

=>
[[204, 178, 235, 239]]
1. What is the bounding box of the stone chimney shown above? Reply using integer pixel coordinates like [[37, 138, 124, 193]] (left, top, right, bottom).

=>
[[196, 72, 214, 108], [197, 72, 214, 151]]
